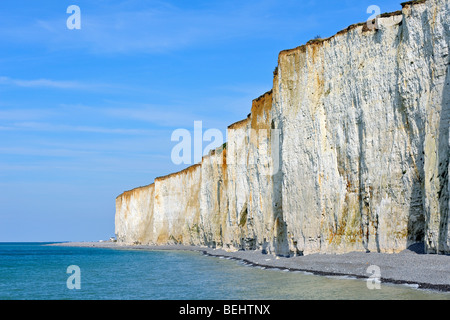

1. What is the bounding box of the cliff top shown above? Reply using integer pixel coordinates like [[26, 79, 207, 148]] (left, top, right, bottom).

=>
[[400, 0, 426, 8], [154, 163, 201, 182], [277, 0, 427, 59], [227, 117, 250, 130], [253, 90, 273, 103], [116, 183, 154, 199]]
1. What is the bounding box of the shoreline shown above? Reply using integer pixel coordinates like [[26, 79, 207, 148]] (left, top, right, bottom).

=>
[[49, 241, 450, 293]]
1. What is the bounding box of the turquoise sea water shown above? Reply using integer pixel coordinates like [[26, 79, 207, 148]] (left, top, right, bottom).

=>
[[0, 242, 448, 300]]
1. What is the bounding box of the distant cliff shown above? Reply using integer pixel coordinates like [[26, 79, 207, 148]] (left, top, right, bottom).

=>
[[115, 0, 449, 255]]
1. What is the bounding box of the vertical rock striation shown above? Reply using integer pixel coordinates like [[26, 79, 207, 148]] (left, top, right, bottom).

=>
[[115, 184, 155, 245], [115, 0, 449, 255], [152, 164, 202, 245]]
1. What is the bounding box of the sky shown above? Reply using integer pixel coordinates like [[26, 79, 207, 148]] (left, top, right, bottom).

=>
[[0, 0, 403, 242]]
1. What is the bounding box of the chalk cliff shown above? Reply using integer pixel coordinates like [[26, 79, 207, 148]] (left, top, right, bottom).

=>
[[115, 0, 449, 255]]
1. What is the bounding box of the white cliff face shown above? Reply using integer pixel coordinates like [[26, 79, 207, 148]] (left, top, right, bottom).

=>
[[115, 0, 449, 255], [398, 0, 450, 254], [115, 184, 154, 245], [152, 164, 202, 245], [199, 147, 228, 247], [246, 92, 288, 255], [226, 118, 251, 249], [272, 0, 449, 254]]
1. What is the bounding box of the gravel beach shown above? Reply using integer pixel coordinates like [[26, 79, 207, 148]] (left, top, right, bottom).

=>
[[50, 241, 450, 293]]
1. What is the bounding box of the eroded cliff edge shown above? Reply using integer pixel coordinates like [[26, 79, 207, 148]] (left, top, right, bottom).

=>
[[116, 0, 449, 255]]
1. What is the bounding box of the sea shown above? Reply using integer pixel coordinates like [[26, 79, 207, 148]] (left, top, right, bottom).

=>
[[0, 242, 449, 300]]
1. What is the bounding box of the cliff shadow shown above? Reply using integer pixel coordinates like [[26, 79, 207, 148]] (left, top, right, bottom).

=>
[[394, 28, 426, 253], [271, 119, 290, 256], [402, 115, 426, 252], [437, 59, 449, 254], [401, 63, 449, 255]]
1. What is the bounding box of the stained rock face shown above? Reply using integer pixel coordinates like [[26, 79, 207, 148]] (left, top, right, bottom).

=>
[[115, 184, 155, 245], [115, 0, 449, 255]]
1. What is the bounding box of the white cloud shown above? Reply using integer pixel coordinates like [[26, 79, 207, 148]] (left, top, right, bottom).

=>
[[0, 76, 82, 89], [4, 121, 159, 135], [0, 76, 119, 91], [0, 108, 56, 120]]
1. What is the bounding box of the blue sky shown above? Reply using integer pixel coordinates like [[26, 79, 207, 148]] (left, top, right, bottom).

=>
[[0, 0, 403, 242]]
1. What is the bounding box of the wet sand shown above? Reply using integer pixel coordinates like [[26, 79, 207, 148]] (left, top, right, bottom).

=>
[[49, 241, 450, 292]]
